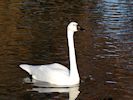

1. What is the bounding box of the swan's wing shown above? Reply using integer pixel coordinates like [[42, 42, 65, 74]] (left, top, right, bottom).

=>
[[38, 63, 69, 76], [19, 63, 69, 83], [45, 63, 69, 72], [20, 63, 69, 73]]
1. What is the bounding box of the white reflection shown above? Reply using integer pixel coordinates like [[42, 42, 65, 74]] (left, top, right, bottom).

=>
[[24, 78, 80, 100]]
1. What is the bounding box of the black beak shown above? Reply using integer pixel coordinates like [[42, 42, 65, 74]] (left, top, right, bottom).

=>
[[78, 25, 85, 31]]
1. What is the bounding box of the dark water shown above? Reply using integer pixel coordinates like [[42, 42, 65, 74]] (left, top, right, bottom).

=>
[[0, 0, 133, 100]]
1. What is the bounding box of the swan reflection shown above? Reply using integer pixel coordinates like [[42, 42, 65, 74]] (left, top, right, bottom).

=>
[[25, 78, 80, 100]]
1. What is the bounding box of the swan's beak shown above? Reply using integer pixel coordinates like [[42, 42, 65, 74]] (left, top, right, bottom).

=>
[[77, 25, 85, 31]]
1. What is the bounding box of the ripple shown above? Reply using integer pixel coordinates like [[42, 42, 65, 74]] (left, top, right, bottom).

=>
[[106, 80, 117, 84]]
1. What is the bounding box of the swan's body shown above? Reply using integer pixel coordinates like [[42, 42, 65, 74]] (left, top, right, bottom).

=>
[[20, 22, 80, 87]]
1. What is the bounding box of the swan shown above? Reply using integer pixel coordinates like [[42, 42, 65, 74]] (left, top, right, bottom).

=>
[[20, 22, 82, 87]]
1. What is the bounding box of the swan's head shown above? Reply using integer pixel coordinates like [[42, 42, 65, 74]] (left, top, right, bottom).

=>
[[67, 22, 78, 32]]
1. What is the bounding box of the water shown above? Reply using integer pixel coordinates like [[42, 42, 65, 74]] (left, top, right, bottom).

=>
[[0, 0, 133, 100]]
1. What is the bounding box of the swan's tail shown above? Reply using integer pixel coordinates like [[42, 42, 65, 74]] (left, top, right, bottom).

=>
[[19, 64, 32, 75]]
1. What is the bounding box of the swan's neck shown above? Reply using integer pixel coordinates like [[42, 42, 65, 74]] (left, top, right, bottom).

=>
[[67, 30, 79, 82]]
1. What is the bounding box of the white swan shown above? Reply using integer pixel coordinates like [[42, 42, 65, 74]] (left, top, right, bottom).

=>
[[20, 22, 81, 87]]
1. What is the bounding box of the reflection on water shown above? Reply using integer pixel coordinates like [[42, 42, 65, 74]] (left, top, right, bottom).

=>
[[23, 78, 79, 100], [31, 84, 79, 100], [31, 87, 79, 100], [0, 0, 133, 100], [23, 77, 79, 100]]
